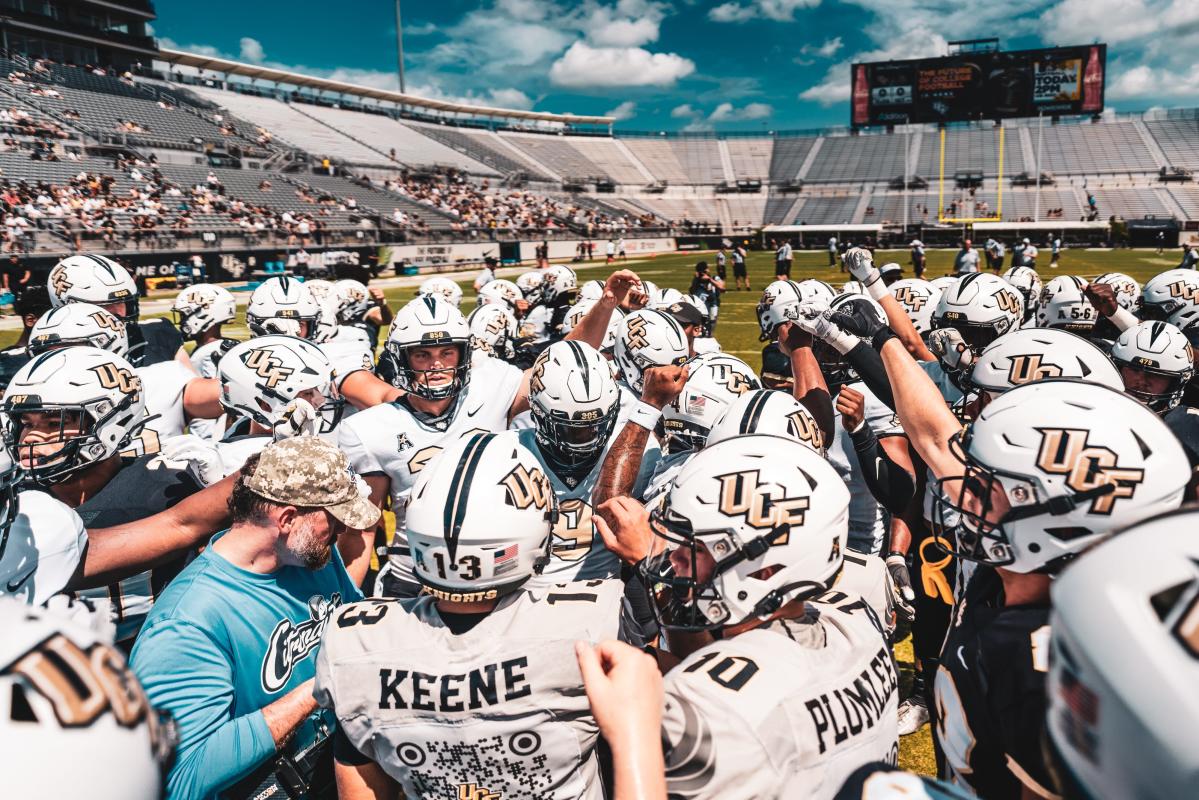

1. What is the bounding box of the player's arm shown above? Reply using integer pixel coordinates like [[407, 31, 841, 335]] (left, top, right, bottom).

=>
[[839, 386, 916, 513], [593, 365, 688, 511], [175, 345, 197, 371], [364, 286, 392, 327], [844, 248, 935, 361], [340, 370, 404, 410], [1084, 283, 1138, 332], [777, 321, 834, 447], [182, 376, 223, 421], [335, 760, 402, 800], [339, 474, 390, 588], [70, 470, 237, 589]]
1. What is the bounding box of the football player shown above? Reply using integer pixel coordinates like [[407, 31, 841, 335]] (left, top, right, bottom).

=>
[[3, 347, 207, 645], [171, 283, 237, 379], [419, 275, 463, 307], [316, 432, 650, 799], [47, 254, 188, 369], [848, 303, 1188, 798], [340, 273, 638, 597], [0, 285, 52, 391], [26, 304, 224, 455], [334, 278, 391, 350], [1109, 320, 1194, 414], [1037, 276, 1098, 338], [606, 434, 898, 798]]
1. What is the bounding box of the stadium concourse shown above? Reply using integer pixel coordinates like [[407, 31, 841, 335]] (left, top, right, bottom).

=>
[[4, 19, 1199, 800]]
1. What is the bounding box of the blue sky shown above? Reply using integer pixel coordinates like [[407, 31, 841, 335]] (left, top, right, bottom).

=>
[[153, 0, 1199, 131]]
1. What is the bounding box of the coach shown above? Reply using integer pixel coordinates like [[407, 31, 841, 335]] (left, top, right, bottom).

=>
[[131, 437, 379, 799]]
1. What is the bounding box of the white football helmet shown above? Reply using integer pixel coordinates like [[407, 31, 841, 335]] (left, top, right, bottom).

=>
[[382, 295, 472, 400], [640, 434, 849, 631], [467, 303, 518, 362], [1142, 269, 1199, 331], [27, 303, 127, 357], [842, 279, 866, 295], [333, 279, 372, 323], [1110, 320, 1195, 413], [654, 287, 684, 309], [933, 272, 1024, 353], [542, 265, 578, 308], [561, 300, 621, 354], [578, 279, 605, 302], [418, 276, 463, 308], [888, 279, 943, 337], [1092, 272, 1141, 312], [795, 279, 837, 305], [967, 328, 1122, 398], [529, 341, 620, 473], [218, 336, 343, 434], [0, 597, 176, 800], [613, 308, 689, 394], [46, 254, 139, 321], [3, 347, 145, 484], [171, 283, 236, 339], [756, 280, 804, 342], [245, 276, 320, 340], [661, 353, 761, 454], [305, 289, 339, 344], [706, 389, 825, 453], [1037, 275, 1097, 335], [1002, 266, 1042, 323], [515, 270, 545, 306], [932, 379, 1187, 573], [475, 278, 522, 312], [639, 279, 662, 307], [1045, 508, 1199, 800], [407, 431, 557, 599]]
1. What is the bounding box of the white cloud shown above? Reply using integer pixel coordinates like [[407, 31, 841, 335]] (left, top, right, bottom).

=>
[[239, 37, 265, 64], [708, 0, 820, 23], [708, 101, 772, 121], [606, 100, 638, 120], [671, 103, 700, 118], [807, 36, 842, 58], [403, 22, 440, 36], [549, 41, 695, 88], [1107, 64, 1199, 100], [585, 0, 668, 47], [682, 120, 715, 132]]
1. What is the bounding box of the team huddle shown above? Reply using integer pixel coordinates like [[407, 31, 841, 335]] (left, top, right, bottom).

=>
[[1, 247, 1197, 800]]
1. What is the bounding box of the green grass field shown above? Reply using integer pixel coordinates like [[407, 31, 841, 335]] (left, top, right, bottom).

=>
[[16, 246, 1178, 774]]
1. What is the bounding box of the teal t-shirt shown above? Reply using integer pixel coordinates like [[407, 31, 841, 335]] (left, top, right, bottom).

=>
[[130, 531, 362, 800]]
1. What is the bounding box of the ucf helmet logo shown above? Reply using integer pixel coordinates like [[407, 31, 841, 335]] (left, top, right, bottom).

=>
[[49, 266, 72, 297], [711, 363, 754, 395], [785, 410, 824, 450], [89, 311, 123, 333], [716, 469, 810, 539], [1007, 354, 1063, 385], [893, 286, 927, 311], [529, 352, 549, 394], [1168, 280, 1199, 302], [1034, 427, 1146, 515], [500, 463, 553, 511], [242, 348, 295, 389], [90, 362, 141, 396], [624, 316, 649, 350], [994, 288, 1022, 315]]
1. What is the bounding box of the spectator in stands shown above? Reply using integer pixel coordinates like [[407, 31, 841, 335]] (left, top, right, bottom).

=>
[[954, 239, 980, 274]]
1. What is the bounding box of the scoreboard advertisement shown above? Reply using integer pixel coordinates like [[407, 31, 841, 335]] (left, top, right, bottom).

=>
[[851, 44, 1106, 127]]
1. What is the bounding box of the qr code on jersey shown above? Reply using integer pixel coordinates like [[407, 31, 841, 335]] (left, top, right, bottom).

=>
[[388, 718, 588, 800]]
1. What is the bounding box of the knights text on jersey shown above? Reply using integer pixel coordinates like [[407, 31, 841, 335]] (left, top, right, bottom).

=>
[[315, 579, 641, 799], [933, 567, 1054, 799], [662, 598, 898, 800], [72, 454, 204, 643], [827, 381, 903, 554], [0, 489, 87, 606], [338, 357, 524, 589], [516, 427, 659, 580]]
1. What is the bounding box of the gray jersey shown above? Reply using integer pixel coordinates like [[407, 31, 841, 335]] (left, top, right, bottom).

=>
[[517, 427, 659, 581], [0, 489, 87, 606], [316, 579, 641, 799], [828, 381, 903, 554], [662, 598, 898, 800], [338, 357, 524, 590]]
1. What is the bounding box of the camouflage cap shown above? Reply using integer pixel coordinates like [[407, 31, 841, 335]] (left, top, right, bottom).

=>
[[245, 436, 380, 530]]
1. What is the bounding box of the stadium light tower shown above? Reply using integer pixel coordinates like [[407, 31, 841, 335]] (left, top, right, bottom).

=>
[[395, 0, 407, 94]]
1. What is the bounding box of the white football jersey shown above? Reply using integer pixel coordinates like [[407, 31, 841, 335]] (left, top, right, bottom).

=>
[[836, 551, 895, 639], [134, 360, 195, 451], [828, 381, 903, 555], [0, 489, 87, 606], [189, 339, 224, 378], [641, 449, 689, 508], [522, 304, 552, 343], [321, 325, 375, 389], [517, 426, 659, 581], [338, 357, 524, 592], [214, 434, 271, 477], [315, 579, 643, 799], [662, 597, 898, 800]]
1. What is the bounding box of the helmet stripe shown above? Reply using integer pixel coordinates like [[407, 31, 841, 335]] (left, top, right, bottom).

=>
[[442, 432, 495, 561], [740, 390, 770, 435], [566, 340, 590, 393]]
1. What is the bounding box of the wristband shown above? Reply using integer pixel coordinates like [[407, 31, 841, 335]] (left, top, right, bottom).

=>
[[864, 274, 889, 302], [885, 551, 908, 560], [1108, 305, 1138, 333], [849, 418, 877, 452], [628, 400, 663, 431]]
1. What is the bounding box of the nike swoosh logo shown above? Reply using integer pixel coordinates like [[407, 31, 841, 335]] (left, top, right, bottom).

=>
[[465, 403, 485, 417], [7, 564, 35, 593]]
